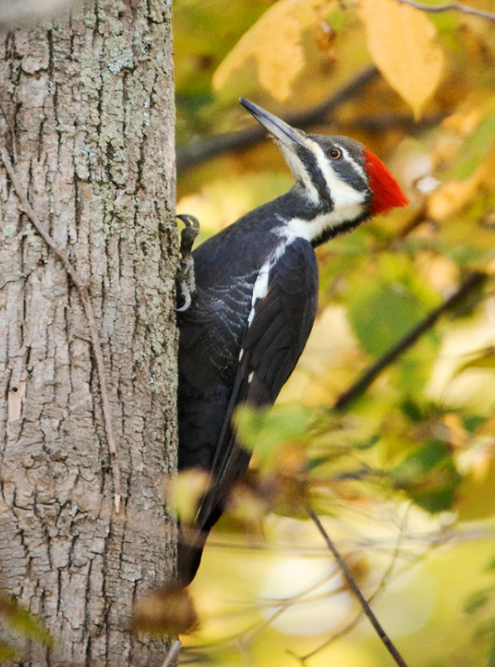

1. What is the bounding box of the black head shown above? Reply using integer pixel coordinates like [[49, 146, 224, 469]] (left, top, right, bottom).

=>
[[240, 98, 407, 243]]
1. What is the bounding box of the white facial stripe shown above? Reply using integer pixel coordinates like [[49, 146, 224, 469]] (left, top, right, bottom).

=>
[[339, 145, 367, 181], [272, 133, 368, 242], [277, 141, 319, 204], [307, 138, 367, 213]]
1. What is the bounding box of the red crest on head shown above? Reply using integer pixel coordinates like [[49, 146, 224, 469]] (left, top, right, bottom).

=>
[[364, 148, 408, 215]]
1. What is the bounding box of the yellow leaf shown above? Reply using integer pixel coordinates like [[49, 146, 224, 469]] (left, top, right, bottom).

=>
[[427, 140, 495, 220], [165, 469, 211, 525], [457, 451, 495, 521], [213, 0, 336, 102], [356, 0, 444, 119]]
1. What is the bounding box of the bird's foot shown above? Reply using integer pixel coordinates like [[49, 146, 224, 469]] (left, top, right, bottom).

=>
[[176, 214, 200, 312]]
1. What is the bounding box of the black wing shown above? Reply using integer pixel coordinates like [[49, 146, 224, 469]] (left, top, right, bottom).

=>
[[178, 271, 257, 471], [177, 239, 318, 583]]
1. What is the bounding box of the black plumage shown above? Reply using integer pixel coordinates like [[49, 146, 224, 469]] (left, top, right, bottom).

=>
[[178, 217, 318, 586]]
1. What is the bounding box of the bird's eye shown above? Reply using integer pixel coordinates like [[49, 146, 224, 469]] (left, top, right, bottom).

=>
[[328, 147, 342, 160]]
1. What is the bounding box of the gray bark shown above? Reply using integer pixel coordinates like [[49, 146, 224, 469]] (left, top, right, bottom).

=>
[[0, 1, 177, 665]]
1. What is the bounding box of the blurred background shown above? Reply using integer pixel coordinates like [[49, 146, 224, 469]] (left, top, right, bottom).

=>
[[174, 0, 495, 664]]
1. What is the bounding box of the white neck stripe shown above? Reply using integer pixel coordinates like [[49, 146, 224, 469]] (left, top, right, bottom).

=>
[[280, 204, 365, 243]]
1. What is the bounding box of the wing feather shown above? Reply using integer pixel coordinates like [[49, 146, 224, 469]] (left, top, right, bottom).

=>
[[195, 238, 318, 529]]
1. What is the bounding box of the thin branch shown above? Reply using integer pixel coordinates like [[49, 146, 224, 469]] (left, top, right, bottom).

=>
[[333, 270, 488, 411], [393, 205, 430, 241], [183, 566, 343, 655], [307, 506, 410, 667], [294, 509, 408, 664], [177, 66, 379, 174], [161, 639, 182, 667], [347, 112, 444, 135], [396, 0, 495, 22], [182, 522, 495, 661], [0, 140, 123, 512]]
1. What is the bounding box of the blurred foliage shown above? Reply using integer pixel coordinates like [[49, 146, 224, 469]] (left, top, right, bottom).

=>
[[0, 592, 53, 662], [133, 585, 198, 636], [174, 0, 495, 664]]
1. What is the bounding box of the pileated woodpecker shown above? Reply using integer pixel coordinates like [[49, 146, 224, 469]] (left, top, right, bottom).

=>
[[177, 98, 408, 586]]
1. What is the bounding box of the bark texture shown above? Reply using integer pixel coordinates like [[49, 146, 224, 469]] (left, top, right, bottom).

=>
[[0, 1, 177, 665]]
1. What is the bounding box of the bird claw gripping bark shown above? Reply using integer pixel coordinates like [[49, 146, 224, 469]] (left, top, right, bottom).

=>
[[176, 214, 200, 312]]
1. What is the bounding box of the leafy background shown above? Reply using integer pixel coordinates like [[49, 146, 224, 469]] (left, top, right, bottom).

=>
[[174, 0, 495, 665]]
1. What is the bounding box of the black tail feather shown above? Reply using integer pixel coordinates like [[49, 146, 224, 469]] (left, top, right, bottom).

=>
[[177, 503, 224, 587]]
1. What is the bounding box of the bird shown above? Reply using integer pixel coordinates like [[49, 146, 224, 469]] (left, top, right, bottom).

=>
[[177, 98, 408, 586]]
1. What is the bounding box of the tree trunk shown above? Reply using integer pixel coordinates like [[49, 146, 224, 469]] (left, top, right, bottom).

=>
[[0, 1, 177, 665]]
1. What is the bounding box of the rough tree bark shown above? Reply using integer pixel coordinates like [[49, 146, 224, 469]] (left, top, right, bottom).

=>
[[0, 1, 177, 665]]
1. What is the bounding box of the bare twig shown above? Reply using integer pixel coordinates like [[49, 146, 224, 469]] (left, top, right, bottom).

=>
[[293, 510, 408, 663], [347, 113, 444, 135], [177, 66, 379, 174], [307, 506, 410, 667], [161, 639, 182, 667], [396, 0, 495, 22], [333, 270, 488, 411], [181, 521, 495, 661], [393, 205, 430, 241], [0, 141, 123, 512]]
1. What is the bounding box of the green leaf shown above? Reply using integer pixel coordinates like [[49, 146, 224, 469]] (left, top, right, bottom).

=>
[[353, 434, 380, 450], [442, 243, 491, 269], [488, 634, 495, 667], [396, 336, 440, 395], [391, 440, 461, 513], [393, 440, 448, 479], [454, 346, 495, 377], [234, 405, 312, 462], [462, 414, 486, 433], [444, 111, 495, 181], [401, 398, 438, 423], [307, 456, 329, 471], [463, 586, 495, 615], [348, 282, 426, 357]]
